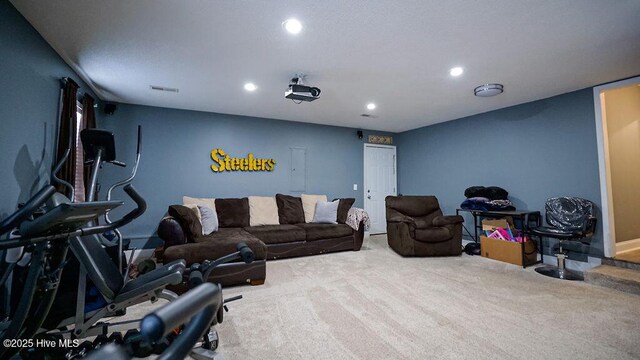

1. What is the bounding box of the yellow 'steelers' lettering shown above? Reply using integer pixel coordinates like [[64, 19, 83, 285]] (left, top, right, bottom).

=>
[[210, 149, 275, 173], [266, 159, 276, 171], [248, 153, 255, 171], [210, 149, 227, 172]]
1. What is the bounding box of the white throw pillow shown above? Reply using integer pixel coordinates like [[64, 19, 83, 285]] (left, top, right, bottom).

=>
[[198, 205, 219, 235], [248, 196, 279, 226], [183, 196, 216, 213], [301, 194, 328, 223], [312, 200, 339, 224]]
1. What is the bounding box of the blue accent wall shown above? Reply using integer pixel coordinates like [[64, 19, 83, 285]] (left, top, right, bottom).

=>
[[1, 0, 603, 259], [397, 89, 603, 258], [0, 2, 99, 222], [99, 104, 391, 243]]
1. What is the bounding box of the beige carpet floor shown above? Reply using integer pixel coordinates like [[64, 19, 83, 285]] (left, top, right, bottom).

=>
[[130, 235, 640, 359]]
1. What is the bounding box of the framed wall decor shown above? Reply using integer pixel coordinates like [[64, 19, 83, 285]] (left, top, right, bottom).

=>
[[368, 135, 393, 145]]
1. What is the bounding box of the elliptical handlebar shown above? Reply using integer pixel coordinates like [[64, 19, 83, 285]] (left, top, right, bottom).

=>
[[0, 186, 56, 237], [0, 184, 146, 251], [136, 125, 142, 155], [106, 125, 142, 211], [109, 160, 127, 167], [82, 184, 146, 235], [50, 148, 75, 202]]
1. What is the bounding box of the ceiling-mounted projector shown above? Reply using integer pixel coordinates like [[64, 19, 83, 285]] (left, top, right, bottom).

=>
[[285, 75, 320, 102]]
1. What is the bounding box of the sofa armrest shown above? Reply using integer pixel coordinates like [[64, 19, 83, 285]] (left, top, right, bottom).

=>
[[432, 215, 464, 227], [157, 216, 187, 249], [353, 220, 365, 251], [387, 214, 416, 226]]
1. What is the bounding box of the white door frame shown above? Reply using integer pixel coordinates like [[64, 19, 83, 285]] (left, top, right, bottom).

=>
[[363, 144, 397, 233], [593, 75, 640, 258]]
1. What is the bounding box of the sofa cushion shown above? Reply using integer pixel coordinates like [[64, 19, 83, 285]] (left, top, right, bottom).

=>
[[295, 223, 353, 241], [415, 227, 452, 243], [301, 194, 328, 223], [275, 194, 305, 224], [168, 205, 202, 242], [335, 198, 355, 224], [215, 198, 250, 228], [163, 229, 267, 264], [248, 196, 279, 226], [244, 224, 306, 244], [191, 227, 242, 243], [183, 196, 216, 213]]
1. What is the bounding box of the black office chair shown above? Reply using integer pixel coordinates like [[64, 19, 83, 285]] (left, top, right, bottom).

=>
[[530, 197, 597, 280]]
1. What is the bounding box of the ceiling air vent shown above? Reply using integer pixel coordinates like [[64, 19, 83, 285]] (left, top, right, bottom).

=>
[[360, 114, 378, 118], [150, 85, 179, 93]]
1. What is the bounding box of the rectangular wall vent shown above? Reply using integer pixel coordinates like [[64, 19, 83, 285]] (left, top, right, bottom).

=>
[[150, 85, 179, 93]]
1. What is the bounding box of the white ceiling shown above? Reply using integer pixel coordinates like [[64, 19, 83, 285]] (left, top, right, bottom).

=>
[[11, 0, 640, 132]]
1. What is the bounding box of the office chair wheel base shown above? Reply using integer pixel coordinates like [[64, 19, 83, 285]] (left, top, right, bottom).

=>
[[535, 265, 583, 281]]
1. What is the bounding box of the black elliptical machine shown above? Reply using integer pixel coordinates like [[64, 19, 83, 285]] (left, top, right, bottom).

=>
[[32, 127, 253, 359], [39, 127, 152, 333], [0, 143, 146, 359]]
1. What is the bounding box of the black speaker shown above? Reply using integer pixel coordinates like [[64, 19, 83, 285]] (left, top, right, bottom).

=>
[[357, 130, 363, 139], [104, 103, 117, 115]]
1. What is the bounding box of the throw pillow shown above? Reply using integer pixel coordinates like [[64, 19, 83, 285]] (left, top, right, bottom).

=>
[[167, 205, 202, 242], [183, 196, 216, 213], [185, 204, 202, 223], [275, 194, 305, 224], [312, 200, 339, 224], [301, 194, 328, 223], [248, 196, 280, 226], [333, 198, 355, 224], [215, 198, 250, 228], [198, 205, 219, 235]]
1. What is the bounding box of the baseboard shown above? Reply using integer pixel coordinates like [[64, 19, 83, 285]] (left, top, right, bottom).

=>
[[462, 239, 475, 246], [616, 238, 640, 254]]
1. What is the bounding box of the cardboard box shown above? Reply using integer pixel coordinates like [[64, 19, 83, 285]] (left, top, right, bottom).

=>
[[480, 236, 538, 266], [480, 218, 537, 266]]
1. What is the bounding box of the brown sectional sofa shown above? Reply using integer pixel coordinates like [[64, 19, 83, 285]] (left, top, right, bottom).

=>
[[157, 195, 364, 287]]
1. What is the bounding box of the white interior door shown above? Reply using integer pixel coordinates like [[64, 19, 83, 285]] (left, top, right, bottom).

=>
[[364, 144, 397, 234]]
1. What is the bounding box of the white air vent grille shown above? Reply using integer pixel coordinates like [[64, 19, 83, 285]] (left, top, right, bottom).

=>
[[150, 85, 179, 93]]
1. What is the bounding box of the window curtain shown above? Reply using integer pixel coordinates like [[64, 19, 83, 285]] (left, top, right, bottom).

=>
[[54, 78, 79, 199], [81, 95, 97, 200]]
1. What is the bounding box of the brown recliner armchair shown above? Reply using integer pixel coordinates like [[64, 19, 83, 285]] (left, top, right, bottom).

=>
[[386, 196, 463, 257]]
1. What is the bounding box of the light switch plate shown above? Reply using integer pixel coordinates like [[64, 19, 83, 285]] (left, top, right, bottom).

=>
[[353, 184, 358, 191]]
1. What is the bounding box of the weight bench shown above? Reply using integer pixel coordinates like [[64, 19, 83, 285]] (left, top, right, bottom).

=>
[[45, 233, 185, 338]]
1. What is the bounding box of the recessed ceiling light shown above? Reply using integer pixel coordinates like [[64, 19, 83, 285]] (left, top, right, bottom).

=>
[[244, 82, 257, 92], [366, 103, 376, 110], [449, 67, 464, 77], [283, 18, 303, 34]]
